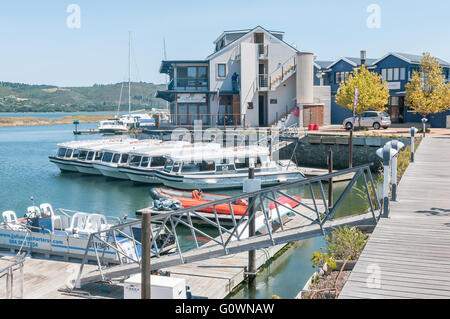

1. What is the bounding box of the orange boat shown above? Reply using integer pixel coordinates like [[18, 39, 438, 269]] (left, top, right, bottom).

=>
[[150, 188, 303, 217], [150, 188, 248, 215]]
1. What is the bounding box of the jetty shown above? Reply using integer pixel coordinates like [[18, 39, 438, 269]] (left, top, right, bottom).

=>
[[339, 137, 450, 299]]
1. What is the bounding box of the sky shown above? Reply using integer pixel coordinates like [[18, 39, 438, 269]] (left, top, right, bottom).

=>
[[0, 0, 449, 87]]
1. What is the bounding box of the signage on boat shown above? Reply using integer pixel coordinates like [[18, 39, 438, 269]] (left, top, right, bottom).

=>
[[177, 94, 206, 103]]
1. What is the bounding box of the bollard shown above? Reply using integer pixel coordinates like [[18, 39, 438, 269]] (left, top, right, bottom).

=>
[[328, 149, 333, 208], [409, 127, 418, 162], [421, 118, 428, 138], [384, 140, 405, 202], [376, 144, 398, 218]]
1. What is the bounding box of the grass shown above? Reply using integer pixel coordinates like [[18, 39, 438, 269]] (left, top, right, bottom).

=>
[[0, 114, 113, 127]]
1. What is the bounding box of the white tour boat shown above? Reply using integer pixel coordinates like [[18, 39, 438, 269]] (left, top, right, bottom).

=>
[[153, 146, 305, 190]]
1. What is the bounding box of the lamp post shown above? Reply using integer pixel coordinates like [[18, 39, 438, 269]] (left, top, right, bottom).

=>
[[421, 118, 428, 138], [409, 127, 418, 162], [376, 143, 398, 218]]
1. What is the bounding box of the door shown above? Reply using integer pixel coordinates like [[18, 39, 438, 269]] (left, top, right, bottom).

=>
[[303, 105, 324, 127], [259, 95, 266, 126]]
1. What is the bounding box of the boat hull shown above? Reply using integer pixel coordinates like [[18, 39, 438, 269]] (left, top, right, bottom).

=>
[[49, 157, 79, 172], [93, 163, 130, 180]]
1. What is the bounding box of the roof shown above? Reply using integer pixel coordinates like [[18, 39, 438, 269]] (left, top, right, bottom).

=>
[[100, 140, 161, 153], [326, 57, 377, 69], [213, 27, 284, 44], [314, 61, 334, 69], [159, 60, 208, 74], [372, 52, 450, 67]]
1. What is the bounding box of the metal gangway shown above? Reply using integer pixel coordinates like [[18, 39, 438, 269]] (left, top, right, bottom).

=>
[[75, 164, 382, 288]]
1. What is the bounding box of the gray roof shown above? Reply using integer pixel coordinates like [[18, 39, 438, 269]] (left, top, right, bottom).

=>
[[344, 57, 377, 66], [393, 52, 450, 67], [315, 61, 333, 69]]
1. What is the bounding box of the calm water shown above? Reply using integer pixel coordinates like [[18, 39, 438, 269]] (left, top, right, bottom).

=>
[[0, 121, 375, 299], [0, 111, 125, 119]]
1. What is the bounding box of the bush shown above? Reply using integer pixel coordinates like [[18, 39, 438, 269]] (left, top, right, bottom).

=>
[[323, 226, 368, 260]]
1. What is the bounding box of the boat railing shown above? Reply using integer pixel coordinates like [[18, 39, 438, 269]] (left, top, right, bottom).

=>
[[0, 253, 27, 299], [75, 164, 382, 286]]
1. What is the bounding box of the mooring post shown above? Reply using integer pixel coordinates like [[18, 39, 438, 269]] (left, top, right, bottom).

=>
[[389, 140, 405, 202], [247, 166, 256, 282], [421, 118, 428, 138], [328, 149, 333, 208], [409, 127, 418, 162], [141, 211, 151, 299], [376, 143, 397, 218], [349, 129, 353, 168]]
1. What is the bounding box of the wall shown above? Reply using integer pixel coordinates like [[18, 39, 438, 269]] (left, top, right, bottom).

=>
[[279, 135, 411, 170], [267, 75, 296, 124], [313, 86, 331, 126], [240, 42, 259, 126]]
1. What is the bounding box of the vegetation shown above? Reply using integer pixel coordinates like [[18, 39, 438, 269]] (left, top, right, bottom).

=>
[[335, 65, 390, 126], [323, 226, 368, 261], [405, 53, 450, 121], [0, 114, 113, 127], [0, 81, 167, 113]]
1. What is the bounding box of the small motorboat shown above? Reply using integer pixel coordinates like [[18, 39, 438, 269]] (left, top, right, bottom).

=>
[[149, 187, 303, 219], [150, 187, 249, 216]]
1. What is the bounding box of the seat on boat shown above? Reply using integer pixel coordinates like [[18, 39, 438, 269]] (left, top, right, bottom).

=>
[[40, 203, 61, 230], [2, 211, 22, 231], [65, 212, 90, 234], [77, 214, 110, 236], [26, 206, 40, 218]]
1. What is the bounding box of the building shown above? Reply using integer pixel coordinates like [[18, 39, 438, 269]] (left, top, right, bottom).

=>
[[156, 26, 331, 129], [315, 52, 450, 127]]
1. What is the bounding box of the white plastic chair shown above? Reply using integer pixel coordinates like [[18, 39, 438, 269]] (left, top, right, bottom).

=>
[[26, 206, 40, 218], [2, 211, 21, 230], [40, 203, 61, 230], [65, 212, 89, 235]]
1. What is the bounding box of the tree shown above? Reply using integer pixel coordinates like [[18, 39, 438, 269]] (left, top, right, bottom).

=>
[[405, 52, 450, 120], [335, 65, 390, 127]]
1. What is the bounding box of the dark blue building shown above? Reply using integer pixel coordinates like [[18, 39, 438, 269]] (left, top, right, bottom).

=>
[[315, 52, 450, 127]]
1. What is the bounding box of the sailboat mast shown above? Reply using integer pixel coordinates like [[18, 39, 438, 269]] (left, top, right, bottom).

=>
[[128, 31, 131, 115]]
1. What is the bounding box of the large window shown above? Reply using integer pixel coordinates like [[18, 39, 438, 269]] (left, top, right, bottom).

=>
[[177, 66, 208, 88], [176, 103, 209, 125], [381, 68, 406, 81], [335, 72, 351, 84]]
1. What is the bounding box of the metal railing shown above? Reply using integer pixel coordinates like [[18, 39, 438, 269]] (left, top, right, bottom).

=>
[[258, 74, 269, 89], [159, 113, 245, 129], [75, 164, 381, 286], [269, 55, 297, 89], [0, 254, 27, 299]]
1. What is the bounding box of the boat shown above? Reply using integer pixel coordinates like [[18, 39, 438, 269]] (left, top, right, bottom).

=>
[[0, 202, 175, 263], [91, 139, 163, 179], [119, 142, 222, 184], [149, 187, 249, 215], [153, 146, 305, 190], [48, 138, 139, 173]]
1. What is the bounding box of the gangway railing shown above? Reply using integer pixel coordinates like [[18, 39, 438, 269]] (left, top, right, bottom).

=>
[[0, 253, 27, 299], [75, 164, 381, 287]]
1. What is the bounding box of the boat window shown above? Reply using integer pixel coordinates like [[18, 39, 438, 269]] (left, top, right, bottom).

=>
[[235, 157, 249, 169], [95, 152, 103, 161], [86, 152, 94, 161], [199, 160, 215, 172], [58, 148, 67, 157], [150, 156, 166, 167], [164, 159, 174, 172], [112, 153, 121, 163], [72, 149, 80, 158], [181, 161, 200, 173], [65, 149, 73, 158], [172, 161, 181, 173], [78, 151, 87, 160], [129, 155, 142, 167], [102, 152, 113, 163], [140, 157, 150, 168], [216, 164, 236, 172], [120, 154, 129, 164]]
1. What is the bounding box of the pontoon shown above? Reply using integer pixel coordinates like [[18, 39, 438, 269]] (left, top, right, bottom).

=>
[[154, 146, 305, 190]]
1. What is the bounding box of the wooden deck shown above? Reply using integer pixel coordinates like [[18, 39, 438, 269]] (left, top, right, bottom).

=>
[[339, 137, 450, 299]]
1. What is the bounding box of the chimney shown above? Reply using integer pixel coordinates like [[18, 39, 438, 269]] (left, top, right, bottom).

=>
[[360, 50, 366, 66]]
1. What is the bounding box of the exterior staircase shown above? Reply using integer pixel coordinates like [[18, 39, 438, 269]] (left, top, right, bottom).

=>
[[269, 55, 297, 90]]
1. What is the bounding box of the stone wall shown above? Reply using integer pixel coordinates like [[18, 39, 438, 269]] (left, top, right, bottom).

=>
[[279, 134, 411, 171]]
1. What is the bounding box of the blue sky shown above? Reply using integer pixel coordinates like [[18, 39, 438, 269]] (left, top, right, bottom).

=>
[[0, 0, 449, 87]]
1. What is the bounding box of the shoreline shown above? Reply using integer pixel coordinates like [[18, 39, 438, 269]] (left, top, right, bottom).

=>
[[0, 114, 113, 128]]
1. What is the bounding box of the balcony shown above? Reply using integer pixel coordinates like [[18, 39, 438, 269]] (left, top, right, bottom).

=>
[[258, 74, 269, 90], [258, 44, 268, 58], [174, 77, 209, 91]]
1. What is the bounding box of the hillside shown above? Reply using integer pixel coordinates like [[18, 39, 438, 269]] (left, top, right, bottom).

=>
[[0, 81, 168, 112]]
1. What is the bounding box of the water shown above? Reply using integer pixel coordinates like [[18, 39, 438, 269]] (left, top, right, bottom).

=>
[[0, 111, 126, 119], [0, 121, 376, 299]]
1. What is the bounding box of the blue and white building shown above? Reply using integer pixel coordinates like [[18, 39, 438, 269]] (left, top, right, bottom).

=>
[[315, 52, 450, 127], [156, 26, 331, 129]]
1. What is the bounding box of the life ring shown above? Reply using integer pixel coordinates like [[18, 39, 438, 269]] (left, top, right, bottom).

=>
[[192, 190, 203, 200]]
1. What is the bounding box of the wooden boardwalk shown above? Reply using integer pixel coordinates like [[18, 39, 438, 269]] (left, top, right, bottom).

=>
[[340, 137, 450, 299]]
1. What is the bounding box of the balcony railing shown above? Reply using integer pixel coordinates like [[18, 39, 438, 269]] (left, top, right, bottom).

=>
[[174, 77, 209, 91], [258, 74, 269, 89], [157, 113, 245, 129], [258, 44, 268, 57]]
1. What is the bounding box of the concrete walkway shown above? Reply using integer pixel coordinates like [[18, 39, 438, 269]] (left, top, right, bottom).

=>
[[339, 137, 450, 298]]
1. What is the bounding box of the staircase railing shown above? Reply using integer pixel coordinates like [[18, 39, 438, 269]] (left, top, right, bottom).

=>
[[269, 55, 297, 90]]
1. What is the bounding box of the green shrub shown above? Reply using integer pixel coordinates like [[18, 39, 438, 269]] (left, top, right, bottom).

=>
[[324, 226, 368, 260]]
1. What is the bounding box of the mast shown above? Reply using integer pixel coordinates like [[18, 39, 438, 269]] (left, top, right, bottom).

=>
[[163, 37, 169, 111], [128, 31, 131, 115]]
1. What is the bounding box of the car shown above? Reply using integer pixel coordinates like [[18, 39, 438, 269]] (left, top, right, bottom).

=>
[[343, 111, 391, 130]]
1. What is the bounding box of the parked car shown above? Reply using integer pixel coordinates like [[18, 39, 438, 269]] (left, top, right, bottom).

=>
[[343, 111, 391, 130]]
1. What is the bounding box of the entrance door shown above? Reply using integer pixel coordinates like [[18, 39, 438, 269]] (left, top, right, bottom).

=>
[[303, 105, 324, 127], [259, 95, 266, 127]]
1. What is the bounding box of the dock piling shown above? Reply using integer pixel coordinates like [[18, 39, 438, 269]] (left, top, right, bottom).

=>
[[409, 127, 418, 162], [141, 212, 151, 299], [328, 149, 333, 208], [247, 167, 256, 282]]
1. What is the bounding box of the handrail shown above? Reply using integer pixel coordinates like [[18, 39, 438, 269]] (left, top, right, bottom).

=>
[[0, 253, 27, 299]]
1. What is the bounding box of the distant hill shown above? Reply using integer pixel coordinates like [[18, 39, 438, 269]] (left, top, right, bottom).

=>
[[0, 81, 168, 112]]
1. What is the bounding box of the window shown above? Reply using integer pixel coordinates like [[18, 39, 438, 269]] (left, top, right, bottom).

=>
[[95, 152, 103, 161], [387, 68, 393, 81], [393, 68, 399, 81], [102, 152, 113, 163], [87, 152, 94, 161], [176, 103, 209, 125], [150, 157, 166, 167], [181, 161, 200, 173], [78, 151, 87, 160], [129, 155, 141, 167], [400, 68, 406, 80], [120, 154, 129, 164], [58, 148, 67, 157], [112, 154, 121, 164], [217, 64, 226, 78], [72, 149, 80, 158], [381, 69, 387, 80], [140, 157, 150, 168], [335, 72, 351, 84], [177, 66, 208, 88], [65, 149, 73, 158]]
